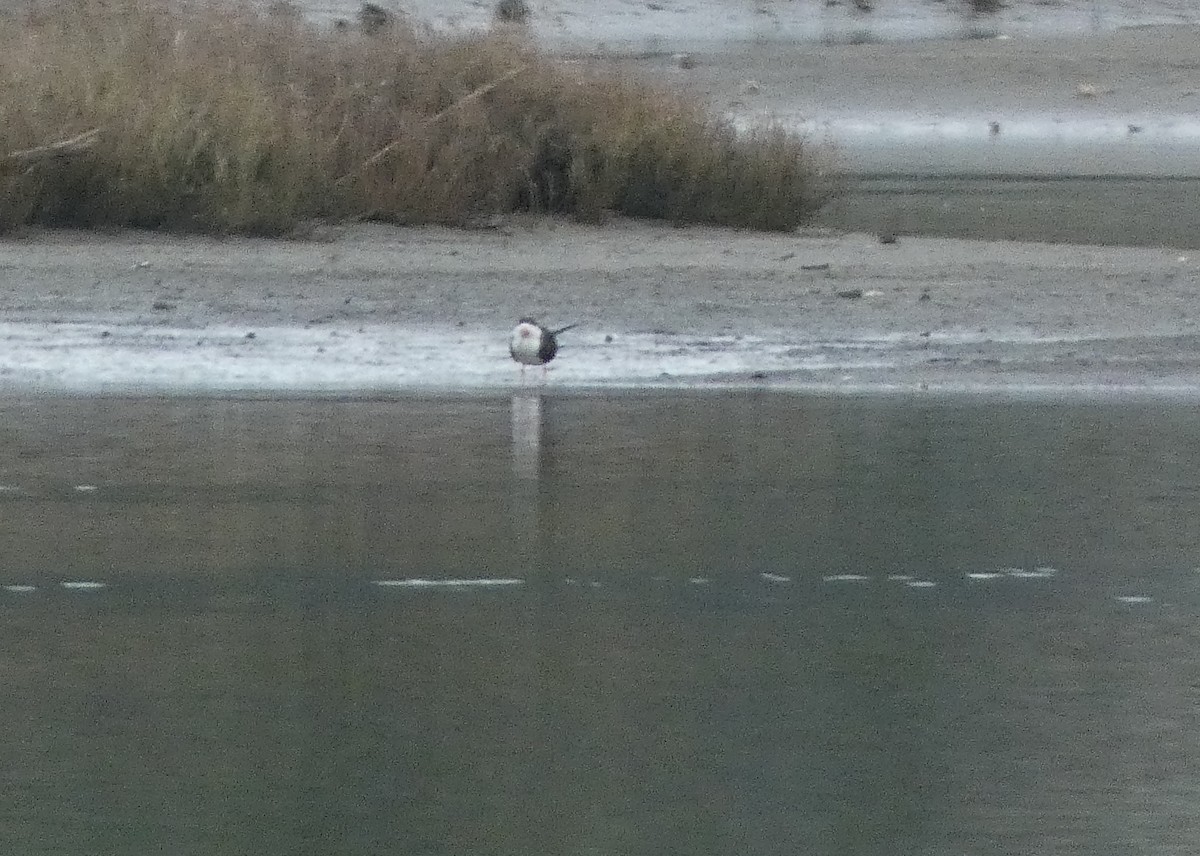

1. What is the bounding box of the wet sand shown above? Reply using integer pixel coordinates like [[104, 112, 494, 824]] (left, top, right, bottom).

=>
[[612, 24, 1200, 242], [2, 220, 1198, 394], [663, 26, 1200, 175]]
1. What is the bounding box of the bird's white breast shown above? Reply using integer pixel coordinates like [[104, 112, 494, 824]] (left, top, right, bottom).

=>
[[509, 322, 544, 365]]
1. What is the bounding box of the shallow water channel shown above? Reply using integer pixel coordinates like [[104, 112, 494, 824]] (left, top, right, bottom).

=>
[[818, 176, 1200, 248], [2, 392, 1200, 855]]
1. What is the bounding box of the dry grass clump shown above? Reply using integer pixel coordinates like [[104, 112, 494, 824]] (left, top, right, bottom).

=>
[[0, 0, 833, 235]]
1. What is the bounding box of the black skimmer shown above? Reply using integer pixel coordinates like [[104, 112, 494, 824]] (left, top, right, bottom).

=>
[[510, 318, 578, 372]]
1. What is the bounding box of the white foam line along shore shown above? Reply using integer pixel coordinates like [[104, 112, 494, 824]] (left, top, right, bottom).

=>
[[0, 321, 1145, 394], [745, 114, 1200, 178], [354, 0, 1193, 52]]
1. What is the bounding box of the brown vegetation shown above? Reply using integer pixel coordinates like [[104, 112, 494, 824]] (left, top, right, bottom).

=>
[[0, 0, 834, 235]]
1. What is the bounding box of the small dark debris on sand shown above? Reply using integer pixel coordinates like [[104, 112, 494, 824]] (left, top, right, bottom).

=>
[[358, 3, 392, 34], [494, 0, 531, 24]]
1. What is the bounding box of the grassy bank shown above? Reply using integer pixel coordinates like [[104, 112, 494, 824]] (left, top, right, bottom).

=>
[[0, 0, 834, 235]]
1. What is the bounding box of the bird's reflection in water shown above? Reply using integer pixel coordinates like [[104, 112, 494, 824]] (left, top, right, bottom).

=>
[[510, 392, 543, 482], [510, 392, 545, 558]]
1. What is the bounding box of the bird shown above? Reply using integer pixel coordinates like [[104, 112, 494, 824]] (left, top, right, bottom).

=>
[[509, 318, 578, 372]]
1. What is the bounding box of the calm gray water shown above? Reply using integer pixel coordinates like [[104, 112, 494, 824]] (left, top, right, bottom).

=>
[[3, 392, 1200, 855], [818, 177, 1200, 248]]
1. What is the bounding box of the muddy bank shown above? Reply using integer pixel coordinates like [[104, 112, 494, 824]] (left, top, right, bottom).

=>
[[660, 27, 1200, 122], [1, 221, 1197, 394]]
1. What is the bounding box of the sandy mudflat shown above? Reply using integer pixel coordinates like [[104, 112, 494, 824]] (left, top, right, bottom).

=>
[[1, 219, 1198, 394], [608, 22, 1200, 184], [4, 5, 1200, 394], [648, 25, 1200, 120]]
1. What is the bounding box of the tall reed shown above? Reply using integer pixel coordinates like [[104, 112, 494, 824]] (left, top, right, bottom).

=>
[[0, 0, 835, 234]]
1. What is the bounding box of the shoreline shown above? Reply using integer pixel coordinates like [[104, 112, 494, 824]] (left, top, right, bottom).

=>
[[629, 25, 1200, 179], [1, 221, 1198, 396]]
